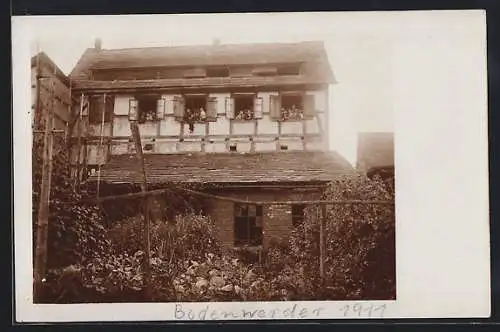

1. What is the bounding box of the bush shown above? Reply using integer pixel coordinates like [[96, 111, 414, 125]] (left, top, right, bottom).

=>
[[32, 136, 110, 271], [287, 173, 396, 300]]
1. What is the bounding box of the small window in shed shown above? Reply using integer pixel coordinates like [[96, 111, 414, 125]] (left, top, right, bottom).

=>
[[234, 203, 263, 246], [292, 204, 306, 227]]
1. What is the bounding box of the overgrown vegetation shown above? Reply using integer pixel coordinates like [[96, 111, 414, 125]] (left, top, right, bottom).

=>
[[33, 135, 395, 303]]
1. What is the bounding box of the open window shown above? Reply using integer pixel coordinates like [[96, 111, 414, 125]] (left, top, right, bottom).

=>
[[234, 204, 263, 246], [292, 204, 306, 227], [184, 94, 208, 124], [234, 94, 254, 120], [133, 94, 162, 124], [280, 93, 304, 121], [89, 95, 114, 124], [228, 94, 263, 121]]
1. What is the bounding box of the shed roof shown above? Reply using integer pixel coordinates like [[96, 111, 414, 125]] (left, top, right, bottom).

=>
[[88, 151, 353, 185]]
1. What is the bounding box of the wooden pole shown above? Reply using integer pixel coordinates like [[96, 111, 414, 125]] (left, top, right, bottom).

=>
[[33, 74, 55, 302], [129, 120, 152, 294], [319, 203, 326, 291], [96, 94, 106, 198], [82, 185, 394, 206]]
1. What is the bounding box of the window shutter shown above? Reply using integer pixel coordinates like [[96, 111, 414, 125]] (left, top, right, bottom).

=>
[[129, 98, 138, 121], [303, 94, 315, 119], [269, 95, 281, 120], [156, 98, 166, 120], [254, 97, 263, 119], [225, 97, 235, 119], [81, 95, 90, 116], [89, 95, 104, 124], [207, 97, 218, 122], [173, 96, 185, 121], [105, 95, 115, 122]]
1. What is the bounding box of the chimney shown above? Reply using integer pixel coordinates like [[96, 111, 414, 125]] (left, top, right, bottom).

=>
[[212, 38, 221, 46], [94, 38, 102, 51]]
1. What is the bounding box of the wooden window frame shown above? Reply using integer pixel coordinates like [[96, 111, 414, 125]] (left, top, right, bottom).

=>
[[291, 204, 306, 227], [234, 203, 263, 247], [135, 94, 161, 124], [183, 93, 210, 124], [231, 92, 258, 122], [89, 94, 114, 125], [279, 91, 306, 122]]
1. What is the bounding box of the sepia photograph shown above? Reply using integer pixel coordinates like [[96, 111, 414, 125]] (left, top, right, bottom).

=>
[[13, 11, 489, 321]]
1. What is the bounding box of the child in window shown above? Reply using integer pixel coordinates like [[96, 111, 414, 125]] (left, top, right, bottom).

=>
[[199, 107, 206, 121]]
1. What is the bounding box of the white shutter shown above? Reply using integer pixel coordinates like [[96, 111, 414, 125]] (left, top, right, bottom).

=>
[[156, 98, 166, 120], [129, 98, 139, 121], [254, 97, 263, 119], [173, 96, 185, 120], [225, 97, 235, 119], [207, 97, 218, 122]]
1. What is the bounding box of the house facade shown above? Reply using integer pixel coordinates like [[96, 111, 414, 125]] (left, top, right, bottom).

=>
[[69, 39, 353, 248]]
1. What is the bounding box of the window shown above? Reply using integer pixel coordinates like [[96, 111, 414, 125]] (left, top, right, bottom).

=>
[[277, 64, 301, 76], [184, 95, 208, 132], [280, 94, 304, 121], [136, 95, 159, 124], [183, 68, 207, 78], [230, 66, 253, 77], [227, 95, 263, 120], [280, 144, 288, 151], [229, 144, 237, 152], [234, 204, 263, 246], [207, 66, 229, 77], [234, 94, 255, 120], [252, 66, 277, 77], [89, 95, 114, 124], [292, 204, 306, 227]]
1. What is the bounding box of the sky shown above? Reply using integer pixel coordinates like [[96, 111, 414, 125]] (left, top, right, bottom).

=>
[[24, 12, 397, 165]]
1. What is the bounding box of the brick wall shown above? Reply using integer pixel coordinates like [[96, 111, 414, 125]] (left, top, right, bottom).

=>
[[205, 187, 322, 248]]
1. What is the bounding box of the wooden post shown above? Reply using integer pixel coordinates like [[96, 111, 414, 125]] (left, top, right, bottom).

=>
[[96, 94, 106, 198], [33, 75, 55, 302], [129, 120, 152, 294], [319, 203, 327, 290]]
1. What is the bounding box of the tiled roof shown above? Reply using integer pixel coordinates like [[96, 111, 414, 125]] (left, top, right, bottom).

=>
[[69, 41, 335, 83], [88, 151, 353, 185], [356, 132, 394, 170], [72, 75, 327, 92]]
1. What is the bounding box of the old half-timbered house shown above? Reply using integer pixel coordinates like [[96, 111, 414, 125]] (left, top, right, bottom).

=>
[[68, 39, 354, 249]]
